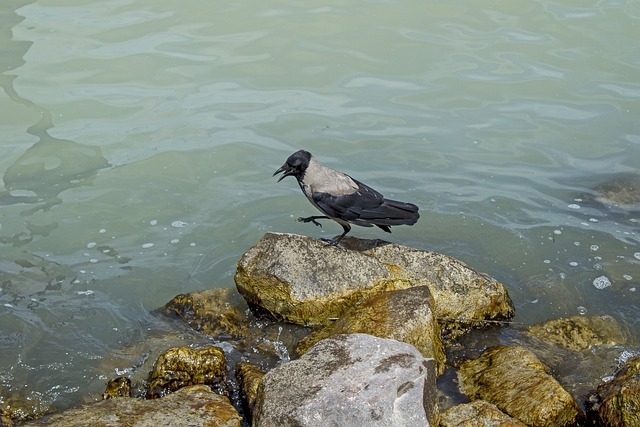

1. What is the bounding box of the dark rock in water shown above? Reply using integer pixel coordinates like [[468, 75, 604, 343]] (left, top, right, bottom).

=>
[[235, 362, 265, 422], [103, 376, 131, 399], [439, 399, 527, 427], [23, 385, 241, 427], [235, 233, 514, 338], [296, 286, 446, 376], [594, 173, 640, 211], [527, 315, 629, 352], [458, 346, 583, 427], [160, 288, 251, 339], [253, 333, 438, 427], [147, 346, 227, 398], [586, 356, 640, 427]]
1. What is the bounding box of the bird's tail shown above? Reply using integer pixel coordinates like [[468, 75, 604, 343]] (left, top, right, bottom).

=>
[[354, 198, 420, 228]]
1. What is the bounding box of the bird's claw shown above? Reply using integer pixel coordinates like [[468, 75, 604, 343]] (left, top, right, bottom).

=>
[[297, 217, 323, 227]]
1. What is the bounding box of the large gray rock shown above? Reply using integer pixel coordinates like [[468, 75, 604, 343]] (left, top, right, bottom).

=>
[[24, 385, 241, 427], [253, 333, 437, 427], [235, 233, 514, 334], [458, 346, 583, 427]]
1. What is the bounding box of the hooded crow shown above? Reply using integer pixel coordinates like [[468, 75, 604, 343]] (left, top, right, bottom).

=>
[[273, 150, 420, 245]]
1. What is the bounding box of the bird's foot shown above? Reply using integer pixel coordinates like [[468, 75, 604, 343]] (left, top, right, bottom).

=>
[[297, 217, 323, 227], [320, 237, 346, 248]]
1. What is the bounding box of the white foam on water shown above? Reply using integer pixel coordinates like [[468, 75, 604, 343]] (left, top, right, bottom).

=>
[[142, 243, 154, 249], [593, 275, 611, 289]]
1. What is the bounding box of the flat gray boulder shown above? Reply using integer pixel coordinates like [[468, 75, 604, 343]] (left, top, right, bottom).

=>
[[253, 333, 438, 427]]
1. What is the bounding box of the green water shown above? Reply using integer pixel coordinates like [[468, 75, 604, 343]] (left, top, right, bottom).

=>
[[1, 0, 639, 416]]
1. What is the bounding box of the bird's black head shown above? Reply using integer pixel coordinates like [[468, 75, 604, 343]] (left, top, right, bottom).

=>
[[273, 150, 312, 182]]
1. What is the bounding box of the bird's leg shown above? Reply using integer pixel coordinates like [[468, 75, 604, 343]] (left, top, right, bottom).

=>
[[297, 215, 329, 228], [322, 223, 351, 246]]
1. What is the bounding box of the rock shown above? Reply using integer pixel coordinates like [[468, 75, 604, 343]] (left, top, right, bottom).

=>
[[439, 400, 527, 427], [528, 315, 628, 352], [103, 376, 131, 399], [586, 356, 640, 427], [235, 233, 514, 334], [24, 385, 241, 427], [296, 286, 446, 375], [235, 362, 265, 420], [253, 333, 438, 427], [147, 346, 227, 398], [594, 173, 640, 211], [160, 288, 251, 338], [458, 346, 582, 427]]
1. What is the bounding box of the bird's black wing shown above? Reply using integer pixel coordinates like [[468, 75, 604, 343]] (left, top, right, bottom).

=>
[[313, 178, 419, 227]]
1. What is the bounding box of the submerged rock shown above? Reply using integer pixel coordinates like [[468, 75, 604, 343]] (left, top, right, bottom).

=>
[[458, 346, 582, 427], [253, 333, 438, 427], [160, 288, 251, 339], [147, 346, 227, 398], [24, 385, 241, 427], [235, 233, 513, 336], [439, 399, 527, 427], [594, 173, 640, 211], [296, 286, 445, 375], [528, 315, 629, 352], [586, 356, 640, 427]]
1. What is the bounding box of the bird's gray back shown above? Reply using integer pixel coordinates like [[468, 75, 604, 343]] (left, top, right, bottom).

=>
[[301, 157, 358, 198]]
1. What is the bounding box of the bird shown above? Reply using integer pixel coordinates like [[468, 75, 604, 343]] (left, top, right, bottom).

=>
[[273, 149, 420, 245]]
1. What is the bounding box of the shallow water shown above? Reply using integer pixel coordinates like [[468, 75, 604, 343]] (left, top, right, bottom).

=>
[[1, 0, 639, 416]]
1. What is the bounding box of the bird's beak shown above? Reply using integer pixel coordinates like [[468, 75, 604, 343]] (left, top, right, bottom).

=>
[[273, 164, 293, 182]]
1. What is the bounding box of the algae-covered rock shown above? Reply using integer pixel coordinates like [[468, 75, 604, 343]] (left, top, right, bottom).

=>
[[25, 385, 241, 427], [253, 333, 438, 427], [458, 346, 582, 427], [296, 286, 445, 375], [439, 399, 527, 427], [235, 362, 265, 420], [103, 376, 131, 399], [161, 288, 251, 338], [586, 356, 640, 427], [528, 315, 629, 352], [235, 233, 513, 332], [147, 346, 227, 398]]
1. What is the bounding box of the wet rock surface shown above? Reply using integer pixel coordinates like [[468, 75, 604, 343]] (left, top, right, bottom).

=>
[[458, 345, 583, 427], [102, 376, 131, 399], [528, 315, 629, 351], [147, 346, 227, 398], [586, 356, 640, 427], [253, 333, 438, 427], [439, 399, 527, 427], [23, 385, 241, 427], [296, 285, 445, 375], [235, 361, 265, 421], [235, 232, 514, 335]]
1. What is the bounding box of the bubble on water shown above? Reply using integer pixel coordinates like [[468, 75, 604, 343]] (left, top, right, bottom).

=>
[[87, 242, 97, 249], [142, 243, 154, 249], [593, 275, 611, 289], [171, 221, 188, 228], [99, 228, 106, 234], [573, 241, 580, 246], [568, 204, 581, 209], [89, 259, 98, 264], [170, 239, 179, 244], [623, 275, 633, 280], [80, 270, 86, 274], [593, 263, 603, 270], [77, 290, 94, 296], [634, 252, 640, 260], [569, 261, 578, 267], [553, 229, 562, 235], [590, 245, 599, 251], [543, 259, 551, 264], [4, 303, 15, 308], [190, 242, 196, 247], [577, 306, 587, 315], [631, 287, 637, 292], [589, 218, 599, 223], [574, 198, 583, 202], [602, 375, 615, 383], [149, 220, 158, 226]]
